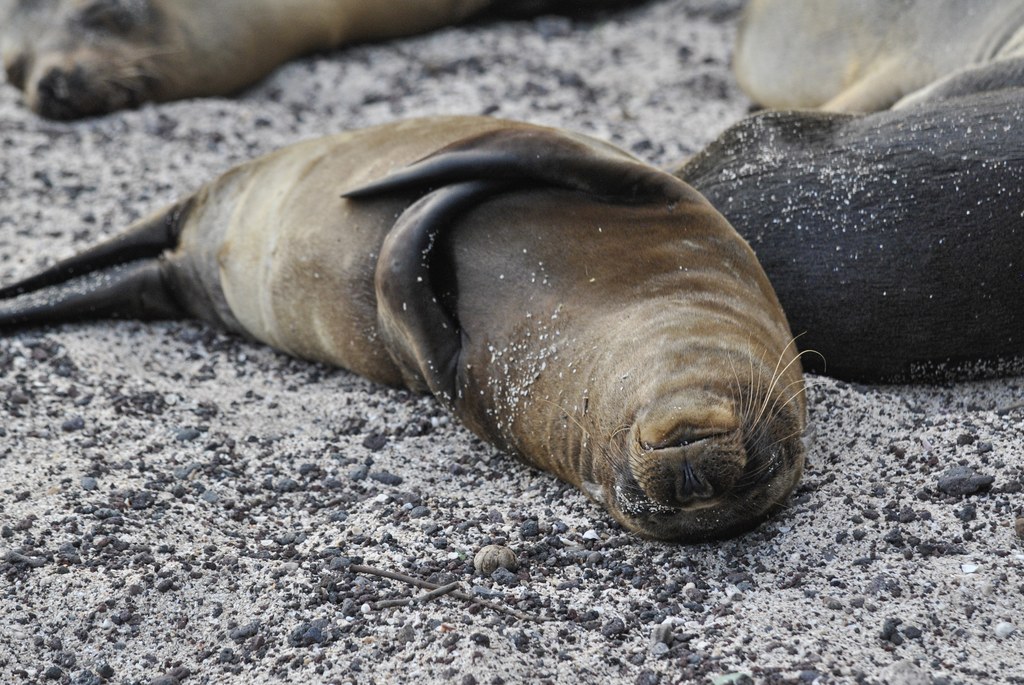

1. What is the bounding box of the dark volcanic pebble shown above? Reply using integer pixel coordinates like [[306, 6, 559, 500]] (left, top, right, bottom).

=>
[[937, 466, 995, 496], [369, 471, 403, 486], [175, 428, 202, 442], [601, 618, 627, 638], [362, 433, 388, 451], [61, 416, 85, 432], [229, 621, 261, 641], [289, 619, 335, 647]]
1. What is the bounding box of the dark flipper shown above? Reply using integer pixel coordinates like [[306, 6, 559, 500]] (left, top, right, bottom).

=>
[[374, 180, 509, 404], [0, 260, 184, 330], [347, 127, 706, 403], [0, 198, 189, 299], [343, 128, 700, 207]]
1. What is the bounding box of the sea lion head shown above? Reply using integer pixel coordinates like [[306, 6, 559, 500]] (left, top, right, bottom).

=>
[[2, 0, 165, 119], [585, 331, 808, 542]]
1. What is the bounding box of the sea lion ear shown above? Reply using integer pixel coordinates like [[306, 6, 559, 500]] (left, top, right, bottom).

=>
[[373, 180, 508, 405], [342, 127, 699, 206]]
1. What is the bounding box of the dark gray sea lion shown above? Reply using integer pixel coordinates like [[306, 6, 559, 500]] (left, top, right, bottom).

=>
[[0, 116, 807, 542], [735, 0, 1024, 111], [0, 0, 639, 119], [674, 89, 1024, 381]]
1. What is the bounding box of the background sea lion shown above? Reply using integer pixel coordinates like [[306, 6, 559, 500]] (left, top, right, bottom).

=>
[[0, 0, 641, 119], [735, 0, 1024, 111], [0, 115, 807, 542], [673, 88, 1024, 381]]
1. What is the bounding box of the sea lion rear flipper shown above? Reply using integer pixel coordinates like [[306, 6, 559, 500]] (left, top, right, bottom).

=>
[[0, 259, 184, 330], [0, 199, 190, 299], [0, 199, 191, 330]]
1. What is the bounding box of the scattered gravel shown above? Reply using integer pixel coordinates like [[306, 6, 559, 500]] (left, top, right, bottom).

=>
[[1, 1, 1022, 684]]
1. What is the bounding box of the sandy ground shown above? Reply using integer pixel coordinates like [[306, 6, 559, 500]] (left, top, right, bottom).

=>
[[1, 1, 1023, 684]]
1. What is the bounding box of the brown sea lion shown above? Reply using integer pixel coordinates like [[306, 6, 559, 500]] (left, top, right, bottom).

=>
[[674, 88, 1024, 381], [0, 116, 807, 542], [735, 0, 1024, 112], [0, 0, 639, 119]]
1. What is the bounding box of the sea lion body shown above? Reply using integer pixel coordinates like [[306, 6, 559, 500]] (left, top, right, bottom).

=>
[[0, 0, 492, 118], [0, 0, 636, 119], [675, 89, 1024, 381], [736, 0, 1024, 111], [0, 116, 807, 542]]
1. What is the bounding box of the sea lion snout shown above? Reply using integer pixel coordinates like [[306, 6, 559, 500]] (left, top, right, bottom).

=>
[[628, 393, 744, 508], [628, 396, 745, 510], [605, 350, 807, 542], [628, 435, 745, 509], [4, 0, 161, 118]]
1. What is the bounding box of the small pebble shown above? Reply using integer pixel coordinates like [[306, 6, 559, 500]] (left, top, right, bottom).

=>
[[994, 622, 1016, 639], [650, 622, 673, 646], [519, 520, 539, 538], [601, 617, 626, 638], [937, 466, 994, 496], [961, 563, 979, 574], [61, 416, 85, 432], [473, 545, 519, 574], [175, 428, 202, 442], [80, 476, 98, 491]]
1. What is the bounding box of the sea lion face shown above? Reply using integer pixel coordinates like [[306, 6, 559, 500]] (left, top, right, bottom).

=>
[[1, 0, 164, 119], [584, 326, 808, 542]]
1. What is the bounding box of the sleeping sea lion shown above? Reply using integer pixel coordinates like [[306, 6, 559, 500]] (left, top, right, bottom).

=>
[[735, 0, 1024, 111], [0, 0, 639, 119], [674, 88, 1024, 381], [0, 116, 808, 542]]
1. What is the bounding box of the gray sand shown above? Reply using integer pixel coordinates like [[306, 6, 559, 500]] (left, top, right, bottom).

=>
[[1, 2, 1022, 683]]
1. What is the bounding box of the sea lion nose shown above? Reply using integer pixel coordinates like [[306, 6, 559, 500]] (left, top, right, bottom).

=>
[[676, 458, 713, 501], [34, 65, 90, 119]]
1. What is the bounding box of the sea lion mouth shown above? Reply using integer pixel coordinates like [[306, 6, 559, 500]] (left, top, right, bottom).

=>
[[599, 393, 807, 542]]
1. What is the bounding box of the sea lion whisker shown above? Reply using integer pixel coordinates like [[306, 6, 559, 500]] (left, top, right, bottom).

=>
[[607, 423, 633, 443], [751, 337, 805, 429], [745, 375, 806, 431], [728, 348, 754, 423]]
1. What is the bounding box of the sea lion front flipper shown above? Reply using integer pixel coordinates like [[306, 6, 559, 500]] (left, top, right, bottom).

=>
[[343, 128, 697, 206], [350, 127, 706, 405], [373, 180, 507, 404]]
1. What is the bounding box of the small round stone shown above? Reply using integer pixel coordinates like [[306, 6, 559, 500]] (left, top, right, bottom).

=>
[[994, 622, 1016, 639], [473, 545, 519, 575]]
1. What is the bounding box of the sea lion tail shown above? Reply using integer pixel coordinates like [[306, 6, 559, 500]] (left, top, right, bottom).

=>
[[0, 200, 191, 330]]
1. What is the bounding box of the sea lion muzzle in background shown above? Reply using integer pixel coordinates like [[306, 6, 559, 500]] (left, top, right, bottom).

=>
[[0, 116, 807, 542]]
